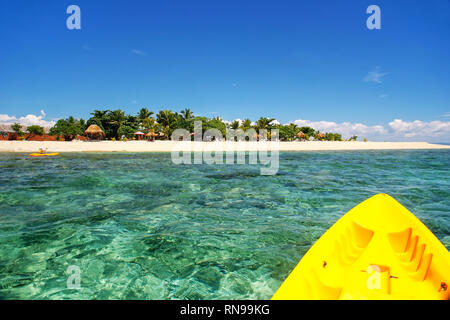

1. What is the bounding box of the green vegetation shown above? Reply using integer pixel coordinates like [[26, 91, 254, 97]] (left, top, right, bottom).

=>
[[47, 107, 344, 141], [49, 116, 85, 140], [156, 109, 178, 138], [203, 117, 227, 137], [117, 125, 135, 139], [230, 120, 240, 130], [325, 132, 343, 141], [241, 119, 252, 131], [26, 125, 45, 136], [275, 123, 342, 141], [278, 123, 300, 141], [11, 123, 24, 137]]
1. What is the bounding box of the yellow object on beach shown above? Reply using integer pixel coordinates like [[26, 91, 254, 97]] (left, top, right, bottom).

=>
[[29, 153, 59, 157], [272, 194, 450, 300]]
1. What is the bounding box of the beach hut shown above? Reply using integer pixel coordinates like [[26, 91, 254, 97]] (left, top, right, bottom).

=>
[[145, 131, 158, 142], [84, 124, 105, 140], [316, 132, 325, 141], [296, 131, 306, 141], [134, 131, 145, 140]]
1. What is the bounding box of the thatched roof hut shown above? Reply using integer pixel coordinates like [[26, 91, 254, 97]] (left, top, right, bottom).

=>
[[145, 131, 157, 137], [316, 132, 325, 140], [145, 131, 158, 141], [84, 124, 105, 140], [296, 131, 306, 140]]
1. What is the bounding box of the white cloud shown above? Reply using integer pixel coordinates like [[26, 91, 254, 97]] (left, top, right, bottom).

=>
[[0, 114, 17, 122], [0, 110, 56, 128], [229, 118, 243, 125], [222, 117, 450, 141], [131, 49, 146, 55], [364, 67, 388, 83], [388, 119, 450, 138], [287, 118, 450, 141], [270, 119, 280, 125], [291, 119, 387, 138], [442, 112, 450, 118]]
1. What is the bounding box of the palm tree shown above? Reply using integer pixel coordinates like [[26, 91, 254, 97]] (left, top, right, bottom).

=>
[[179, 108, 195, 132], [126, 115, 139, 130], [230, 120, 240, 130], [142, 117, 156, 132], [299, 126, 316, 137], [138, 108, 154, 121], [156, 110, 176, 127], [109, 109, 126, 126], [108, 109, 127, 138], [88, 109, 109, 129], [286, 123, 299, 141], [255, 117, 275, 130], [241, 119, 252, 131], [91, 109, 109, 120], [180, 108, 194, 122], [254, 117, 275, 140], [156, 110, 177, 139]]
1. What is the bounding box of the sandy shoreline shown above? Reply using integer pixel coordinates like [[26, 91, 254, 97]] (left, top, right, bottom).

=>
[[0, 140, 449, 153]]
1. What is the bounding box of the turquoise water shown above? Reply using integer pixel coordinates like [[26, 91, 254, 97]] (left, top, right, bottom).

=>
[[0, 150, 449, 299]]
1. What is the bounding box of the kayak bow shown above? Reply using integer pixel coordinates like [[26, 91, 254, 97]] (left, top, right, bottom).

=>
[[272, 194, 450, 300]]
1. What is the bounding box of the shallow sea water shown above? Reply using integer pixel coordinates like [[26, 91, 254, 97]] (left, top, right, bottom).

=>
[[0, 150, 449, 299]]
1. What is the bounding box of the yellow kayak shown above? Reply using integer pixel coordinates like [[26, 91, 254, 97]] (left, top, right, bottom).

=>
[[272, 194, 450, 300], [29, 153, 59, 157]]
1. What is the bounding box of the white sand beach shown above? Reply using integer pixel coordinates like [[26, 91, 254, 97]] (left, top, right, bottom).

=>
[[0, 140, 449, 153]]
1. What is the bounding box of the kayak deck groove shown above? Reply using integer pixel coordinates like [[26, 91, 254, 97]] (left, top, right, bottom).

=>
[[272, 194, 450, 300]]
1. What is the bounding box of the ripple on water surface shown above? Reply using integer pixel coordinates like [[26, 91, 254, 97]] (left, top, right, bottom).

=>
[[0, 151, 449, 299]]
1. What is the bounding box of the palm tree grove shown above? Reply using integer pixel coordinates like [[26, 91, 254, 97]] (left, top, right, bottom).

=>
[[38, 108, 345, 141]]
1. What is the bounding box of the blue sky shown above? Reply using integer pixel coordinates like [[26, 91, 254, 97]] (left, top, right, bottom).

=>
[[0, 0, 449, 141]]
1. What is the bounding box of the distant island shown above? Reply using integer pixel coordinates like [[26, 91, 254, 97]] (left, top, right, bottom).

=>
[[2, 108, 450, 153], [1, 108, 351, 142]]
